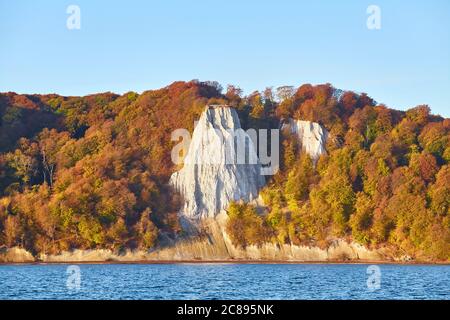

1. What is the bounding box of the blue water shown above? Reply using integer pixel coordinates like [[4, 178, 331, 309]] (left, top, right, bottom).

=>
[[0, 264, 448, 300]]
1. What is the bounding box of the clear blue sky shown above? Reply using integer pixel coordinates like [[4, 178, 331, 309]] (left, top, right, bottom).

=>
[[1, 0, 449, 117]]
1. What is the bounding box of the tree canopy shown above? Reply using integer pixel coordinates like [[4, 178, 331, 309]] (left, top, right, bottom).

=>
[[0, 81, 448, 261]]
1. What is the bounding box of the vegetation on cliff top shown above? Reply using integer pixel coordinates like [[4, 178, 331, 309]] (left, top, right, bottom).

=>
[[227, 84, 449, 261], [0, 81, 448, 261]]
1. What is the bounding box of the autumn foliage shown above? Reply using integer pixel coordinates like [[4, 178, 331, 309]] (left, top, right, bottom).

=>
[[227, 85, 449, 261], [0, 81, 449, 261]]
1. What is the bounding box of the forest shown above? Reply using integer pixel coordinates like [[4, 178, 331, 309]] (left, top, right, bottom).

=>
[[0, 80, 448, 261]]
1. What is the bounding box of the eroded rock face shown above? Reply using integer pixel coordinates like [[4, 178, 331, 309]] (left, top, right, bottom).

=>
[[282, 119, 328, 162], [0, 247, 35, 263], [170, 106, 265, 219]]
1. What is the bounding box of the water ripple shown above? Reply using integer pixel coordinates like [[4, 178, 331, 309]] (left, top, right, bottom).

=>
[[0, 264, 448, 300]]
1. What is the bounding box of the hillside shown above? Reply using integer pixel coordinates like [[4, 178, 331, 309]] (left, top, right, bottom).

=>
[[0, 80, 448, 261]]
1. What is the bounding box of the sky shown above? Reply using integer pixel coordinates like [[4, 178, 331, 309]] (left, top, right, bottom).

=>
[[0, 0, 449, 117]]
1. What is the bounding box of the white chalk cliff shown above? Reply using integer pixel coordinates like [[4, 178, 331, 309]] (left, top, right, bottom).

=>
[[170, 106, 265, 219], [282, 119, 328, 162]]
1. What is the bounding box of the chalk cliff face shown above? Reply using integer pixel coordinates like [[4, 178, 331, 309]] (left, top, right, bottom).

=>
[[282, 119, 328, 162], [170, 106, 265, 219]]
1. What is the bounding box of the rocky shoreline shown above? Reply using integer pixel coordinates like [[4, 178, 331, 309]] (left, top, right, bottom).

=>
[[1, 248, 446, 264], [2, 214, 445, 264]]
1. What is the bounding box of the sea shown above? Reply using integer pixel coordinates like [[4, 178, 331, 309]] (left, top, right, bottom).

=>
[[0, 263, 448, 300]]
